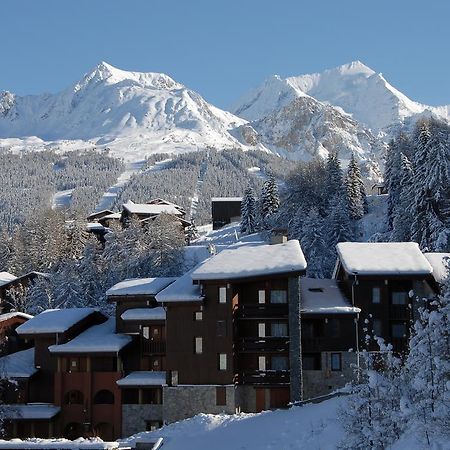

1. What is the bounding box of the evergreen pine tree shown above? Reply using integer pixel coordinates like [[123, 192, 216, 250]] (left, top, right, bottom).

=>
[[391, 153, 414, 242], [260, 175, 280, 229], [345, 153, 366, 220], [240, 187, 257, 234]]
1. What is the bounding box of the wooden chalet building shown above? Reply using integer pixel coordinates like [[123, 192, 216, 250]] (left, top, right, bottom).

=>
[[1, 239, 446, 441], [86, 199, 190, 240], [333, 242, 438, 353]]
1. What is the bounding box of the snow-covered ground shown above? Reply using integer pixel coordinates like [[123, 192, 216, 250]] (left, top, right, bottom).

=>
[[358, 194, 388, 241], [122, 397, 345, 450], [51, 189, 74, 210], [120, 396, 448, 450]]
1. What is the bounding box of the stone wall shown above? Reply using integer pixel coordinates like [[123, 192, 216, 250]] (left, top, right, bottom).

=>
[[122, 404, 163, 438], [288, 276, 302, 402], [303, 351, 356, 399], [235, 385, 256, 412], [163, 385, 236, 424]]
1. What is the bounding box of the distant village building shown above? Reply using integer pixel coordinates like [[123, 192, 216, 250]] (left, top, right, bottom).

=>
[[211, 197, 242, 230], [86, 199, 191, 241]]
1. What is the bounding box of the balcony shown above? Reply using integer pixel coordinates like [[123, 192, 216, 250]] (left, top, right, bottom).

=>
[[235, 337, 289, 353], [389, 305, 410, 320], [236, 370, 290, 385], [235, 304, 289, 319], [141, 340, 166, 355]]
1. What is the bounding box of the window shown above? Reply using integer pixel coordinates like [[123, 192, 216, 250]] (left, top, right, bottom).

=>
[[302, 353, 321, 370], [258, 290, 266, 304], [391, 322, 407, 338], [122, 389, 139, 404], [372, 287, 381, 304], [216, 386, 226, 406], [195, 311, 203, 321], [373, 319, 382, 336], [270, 290, 287, 304], [258, 356, 266, 371], [331, 353, 342, 371], [67, 358, 80, 372], [258, 322, 266, 337], [142, 326, 150, 340], [142, 388, 162, 404], [271, 322, 288, 337], [219, 286, 227, 303], [64, 390, 83, 405], [271, 356, 288, 371], [219, 353, 227, 371], [392, 292, 408, 305], [195, 337, 203, 354], [93, 390, 114, 405], [146, 421, 162, 431], [217, 320, 227, 337]]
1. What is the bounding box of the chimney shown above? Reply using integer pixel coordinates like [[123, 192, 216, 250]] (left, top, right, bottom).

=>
[[270, 228, 288, 245]]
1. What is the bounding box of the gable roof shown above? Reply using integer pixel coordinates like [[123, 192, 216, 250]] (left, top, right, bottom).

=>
[[156, 268, 204, 303], [336, 242, 433, 276], [0, 348, 37, 378], [0, 272, 17, 287], [49, 318, 131, 354], [16, 308, 98, 336], [300, 278, 360, 314], [424, 253, 450, 284], [106, 277, 176, 298], [191, 240, 307, 281], [123, 200, 183, 216]]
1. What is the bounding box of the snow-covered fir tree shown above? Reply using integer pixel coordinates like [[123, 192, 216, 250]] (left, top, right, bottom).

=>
[[260, 175, 280, 228], [300, 208, 329, 278], [345, 153, 366, 220], [240, 187, 258, 234], [391, 153, 414, 242]]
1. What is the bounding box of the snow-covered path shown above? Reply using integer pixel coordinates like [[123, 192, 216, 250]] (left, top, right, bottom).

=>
[[95, 158, 173, 212], [94, 160, 146, 212], [51, 189, 74, 210], [189, 157, 207, 221]]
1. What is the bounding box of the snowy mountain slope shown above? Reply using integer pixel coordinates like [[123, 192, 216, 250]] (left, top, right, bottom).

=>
[[232, 61, 450, 132], [0, 62, 250, 161], [235, 94, 377, 162]]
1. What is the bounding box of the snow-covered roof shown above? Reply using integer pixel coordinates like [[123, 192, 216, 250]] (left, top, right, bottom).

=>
[[117, 371, 167, 387], [0, 439, 120, 449], [101, 212, 122, 220], [121, 307, 166, 321], [211, 197, 242, 202], [16, 308, 97, 336], [106, 277, 176, 297], [87, 222, 106, 231], [156, 268, 204, 303], [336, 242, 433, 276], [0, 272, 17, 287], [300, 278, 360, 314], [49, 318, 131, 354], [2, 404, 60, 420], [424, 253, 450, 284], [0, 312, 33, 323], [191, 240, 307, 281], [0, 348, 37, 378], [123, 200, 183, 216], [86, 209, 114, 220]]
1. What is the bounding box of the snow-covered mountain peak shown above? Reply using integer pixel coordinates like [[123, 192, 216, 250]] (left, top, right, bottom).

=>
[[233, 61, 450, 131], [73, 61, 181, 93]]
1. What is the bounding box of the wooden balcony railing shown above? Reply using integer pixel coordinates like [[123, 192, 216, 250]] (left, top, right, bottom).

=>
[[141, 340, 166, 355], [236, 370, 290, 385], [235, 337, 289, 353], [235, 304, 289, 319]]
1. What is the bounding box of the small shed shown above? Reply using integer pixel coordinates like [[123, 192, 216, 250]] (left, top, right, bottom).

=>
[[211, 197, 242, 230]]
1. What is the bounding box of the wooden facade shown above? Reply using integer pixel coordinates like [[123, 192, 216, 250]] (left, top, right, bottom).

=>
[[211, 198, 242, 230]]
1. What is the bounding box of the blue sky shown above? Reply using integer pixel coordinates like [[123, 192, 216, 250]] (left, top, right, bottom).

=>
[[1, 0, 449, 109]]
